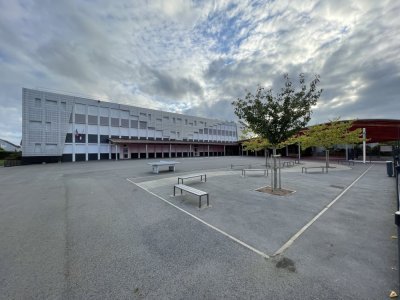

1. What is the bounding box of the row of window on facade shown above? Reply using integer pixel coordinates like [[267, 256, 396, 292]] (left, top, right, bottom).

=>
[[71, 114, 236, 137], [65, 133, 236, 144], [33, 97, 235, 130]]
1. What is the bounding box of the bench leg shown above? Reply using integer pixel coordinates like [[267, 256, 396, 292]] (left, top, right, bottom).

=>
[[207, 194, 209, 206], [173, 186, 176, 196], [205, 174, 207, 182], [199, 196, 201, 209]]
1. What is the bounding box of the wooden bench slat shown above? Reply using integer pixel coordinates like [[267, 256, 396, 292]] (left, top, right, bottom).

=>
[[175, 184, 208, 196], [174, 184, 209, 208], [177, 174, 206, 184], [242, 169, 268, 176]]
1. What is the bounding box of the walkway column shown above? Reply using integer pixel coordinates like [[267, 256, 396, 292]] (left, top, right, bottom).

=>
[[145, 144, 148, 159], [189, 144, 192, 157], [224, 145, 226, 156], [345, 144, 349, 160], [286, 145, 289, 157], [208, 145, 210, 157], [363, 128, 366, 164], [115, 145, 118, 161], [169, 144, 171, 158]]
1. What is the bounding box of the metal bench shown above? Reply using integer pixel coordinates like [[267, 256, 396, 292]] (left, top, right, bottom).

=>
[[173, 184, 209, 208], [282, 161, 295, 167], [242, 169, 269, 176], [336, 159, 355, 166], [148, 160, 180, 174], [302, 166, 326, 173], [178, 174, 206, 184], [231, 164, 252, 169]]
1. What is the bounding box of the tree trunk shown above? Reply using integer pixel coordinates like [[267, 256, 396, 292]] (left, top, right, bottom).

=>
[[273, 147, 277, 190], [265, 148, 268, 168], [325, 149, 329, 173]]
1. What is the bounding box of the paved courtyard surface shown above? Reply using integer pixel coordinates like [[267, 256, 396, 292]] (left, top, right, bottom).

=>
[[0, 156, 398, 299]]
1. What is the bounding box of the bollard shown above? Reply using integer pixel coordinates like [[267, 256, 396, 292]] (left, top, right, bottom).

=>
[[387, 161, 394, 177], [395, 211, 400, 291]]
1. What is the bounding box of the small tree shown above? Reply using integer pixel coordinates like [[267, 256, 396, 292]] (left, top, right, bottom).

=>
[[288, 118, 364, 172], [233, 73, 322, 189]]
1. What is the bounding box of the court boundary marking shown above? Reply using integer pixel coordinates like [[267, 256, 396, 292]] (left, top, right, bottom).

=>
[[126, 178, 270, 259], [127, 165, 372, 259]]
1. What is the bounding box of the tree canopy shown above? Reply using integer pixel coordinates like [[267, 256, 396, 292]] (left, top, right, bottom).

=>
[[288, 118, 365, 150], [232, 73, 322, 149]]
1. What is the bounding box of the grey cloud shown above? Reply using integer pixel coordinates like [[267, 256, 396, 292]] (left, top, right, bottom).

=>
[[138, 64, 204, 99], [184, 99, 236, 122]]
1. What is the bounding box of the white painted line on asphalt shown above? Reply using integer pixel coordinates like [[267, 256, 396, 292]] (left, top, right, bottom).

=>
[[273, 165, 373, 256], [126, 178, 270, 260]]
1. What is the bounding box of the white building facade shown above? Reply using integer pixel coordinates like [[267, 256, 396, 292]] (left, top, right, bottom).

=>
[[22, 88, 239, 163]]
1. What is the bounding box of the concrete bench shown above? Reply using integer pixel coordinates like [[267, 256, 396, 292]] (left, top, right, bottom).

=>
[[242, 169, 269, 176], [173, 184, 209, 208], [336, 159, 355, 166], [302, 166, 326, 173], [282, 161, 295, 167], [148, 160, 180, 174], [178, 174, 207, 184]]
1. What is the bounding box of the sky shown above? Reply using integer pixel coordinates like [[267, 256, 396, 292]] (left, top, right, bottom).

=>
[[0, 0, 399, 145]]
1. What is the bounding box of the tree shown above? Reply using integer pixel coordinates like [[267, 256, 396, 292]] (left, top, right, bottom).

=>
[[288, 118, 364, 172], [240, 129, 271, 167], [233, 73, 322, 189]]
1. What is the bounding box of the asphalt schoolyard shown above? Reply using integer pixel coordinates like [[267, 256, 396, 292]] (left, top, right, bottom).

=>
[[0, 156, 398, 299]]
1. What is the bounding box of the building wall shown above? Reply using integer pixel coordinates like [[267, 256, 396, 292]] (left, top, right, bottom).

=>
[[22, 88, 238, 162]]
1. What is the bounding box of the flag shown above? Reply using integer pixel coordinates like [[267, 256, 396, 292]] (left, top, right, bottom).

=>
[[75, 129, 82, 141]]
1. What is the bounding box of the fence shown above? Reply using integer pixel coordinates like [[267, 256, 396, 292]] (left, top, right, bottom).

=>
[[3, 159, 22, 167]]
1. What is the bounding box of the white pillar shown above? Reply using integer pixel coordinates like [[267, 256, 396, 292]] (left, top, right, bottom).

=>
[[363, 128, 366, 164], [115, 144, 118, 161], [345, 144, 348, 160]]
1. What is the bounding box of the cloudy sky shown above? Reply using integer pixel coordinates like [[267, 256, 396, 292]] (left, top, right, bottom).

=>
[[0, 0, 399, 145]]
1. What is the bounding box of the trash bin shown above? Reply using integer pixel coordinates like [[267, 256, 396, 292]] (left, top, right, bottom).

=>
[[387, 161, 393, 177]]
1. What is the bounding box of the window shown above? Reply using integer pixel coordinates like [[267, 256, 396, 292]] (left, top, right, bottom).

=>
[[100, 135, 109, 143], [121, 119, 129, 128], [65, 133, 72, 143], [111, 118, 119, 127], [100, 116, 109, 126], [88, 115, 98, 125], [130, 120, 138, 128], [75, 133, 86, 143], [88, 134, 98, 143], [139, 121, 147, 129], [75, 114, 86, 124]]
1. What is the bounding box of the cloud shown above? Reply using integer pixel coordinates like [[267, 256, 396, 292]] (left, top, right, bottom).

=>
[[0, 0, 399, 144]]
